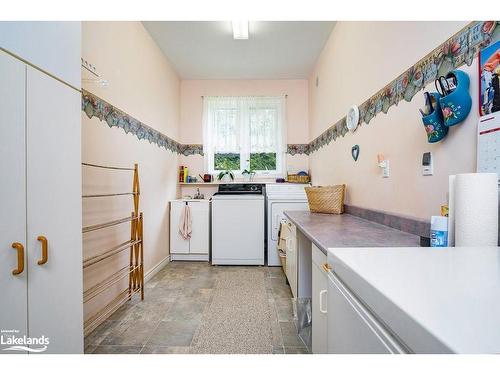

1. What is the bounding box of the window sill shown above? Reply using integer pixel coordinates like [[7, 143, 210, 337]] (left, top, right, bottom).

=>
[[209, 172, 284, 178], [178, 178, 282, 186]]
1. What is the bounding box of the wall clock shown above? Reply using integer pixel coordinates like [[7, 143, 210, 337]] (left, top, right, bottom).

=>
[[346, 105, 360, 132]]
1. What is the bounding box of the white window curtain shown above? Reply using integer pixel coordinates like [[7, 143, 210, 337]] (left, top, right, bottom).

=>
[[202, 96, 287, 175]]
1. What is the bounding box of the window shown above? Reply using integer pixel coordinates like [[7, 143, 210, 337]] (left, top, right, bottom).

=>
[[203, 96, 286, 176]]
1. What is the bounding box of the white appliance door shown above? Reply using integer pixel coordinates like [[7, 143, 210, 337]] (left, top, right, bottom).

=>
[[26, 66, 83, 353], [327, 270, 404, 354], [170, 201, 190, 254], [0, 50, 28, 351], [267, 201, 309, 266], [189, 201, 209, 255], [212, 196, 264, 265]]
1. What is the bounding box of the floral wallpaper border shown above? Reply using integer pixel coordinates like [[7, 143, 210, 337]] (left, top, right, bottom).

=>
[[82, 89, 311, 156], [307, 21, 500, 154], [82, 22, 499, 157], [287, 144, 310, 155], [81, 89, 203, 156]]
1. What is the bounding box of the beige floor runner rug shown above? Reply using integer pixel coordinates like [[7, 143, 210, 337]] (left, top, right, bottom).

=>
[[190, 269, 273, 354]]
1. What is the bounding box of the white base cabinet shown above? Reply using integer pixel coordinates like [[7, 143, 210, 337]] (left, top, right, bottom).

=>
[[327, 268, 405, 354], [170, 200, 210, 261], [0, 48, 83, 354], [311, 244, 328, 354]]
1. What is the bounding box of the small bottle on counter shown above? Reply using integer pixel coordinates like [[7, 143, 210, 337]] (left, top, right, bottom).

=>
[[430, 216, 448, 247]]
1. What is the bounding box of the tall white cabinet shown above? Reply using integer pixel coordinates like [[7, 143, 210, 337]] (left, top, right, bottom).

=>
[[0, 48, 28, 345], [170, 200, 210, 261], [0, 26, 83, 354]]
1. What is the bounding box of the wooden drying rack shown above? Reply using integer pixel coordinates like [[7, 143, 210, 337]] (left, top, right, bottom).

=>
[[81, 162, 144, 337]]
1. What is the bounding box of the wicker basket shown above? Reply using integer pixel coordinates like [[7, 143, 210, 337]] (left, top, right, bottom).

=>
[[287, 173, 310, 184], [305, 185, 346, 214]]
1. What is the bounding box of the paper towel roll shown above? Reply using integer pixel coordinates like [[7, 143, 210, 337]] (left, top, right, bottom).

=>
[[454, 173, 498, 247]]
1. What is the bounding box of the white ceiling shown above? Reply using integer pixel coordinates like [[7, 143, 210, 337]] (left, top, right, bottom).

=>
[[142, 21, 335, 80]]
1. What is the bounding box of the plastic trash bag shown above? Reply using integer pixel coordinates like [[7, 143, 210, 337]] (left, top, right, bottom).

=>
[[295, 297, 312, 350]]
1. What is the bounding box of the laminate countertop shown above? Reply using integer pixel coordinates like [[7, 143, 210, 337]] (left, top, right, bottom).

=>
[[328, 247, 500, 353], [283, 211, 421, 255]]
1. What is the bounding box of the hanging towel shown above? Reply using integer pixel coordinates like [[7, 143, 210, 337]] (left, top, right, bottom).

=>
[[179, 204, 192, 240]]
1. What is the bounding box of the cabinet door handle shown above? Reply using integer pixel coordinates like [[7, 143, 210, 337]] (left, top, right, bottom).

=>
[[319, 289, 328, 314], [322, 263, 331, 273], [37, 235, 48, 265], [11, 242, 24, 275]]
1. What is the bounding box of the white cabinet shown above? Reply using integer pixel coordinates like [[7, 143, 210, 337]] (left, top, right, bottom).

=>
[[188, 201, 210, 255], [170, 200, 210, 261], [312, 244, 328, 354], [170, 201, 190, 255], [0, 22, 81, 88], [0, 49, 83, 354], [25, 66, 83, 353], [0, 48, 28, 344], [327, 269, 405, 354], [284, 220, 298, 298]]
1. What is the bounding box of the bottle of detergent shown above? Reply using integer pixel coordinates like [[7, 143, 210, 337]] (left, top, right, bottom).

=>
[[430, 216, 448, 247]]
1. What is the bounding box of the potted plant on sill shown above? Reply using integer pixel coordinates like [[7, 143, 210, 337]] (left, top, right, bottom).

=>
[[242, 168, 256, 182], [217, 161, 235, 183]]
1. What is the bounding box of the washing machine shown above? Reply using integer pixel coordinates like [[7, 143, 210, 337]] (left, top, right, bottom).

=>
[[211, 184, 265, 265]]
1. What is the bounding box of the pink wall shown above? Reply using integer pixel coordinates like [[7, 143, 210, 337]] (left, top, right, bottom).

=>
[[179, 79, 310, 179], [180, 79, 308, 144], [308, 21, 476, 220], [82, 21, 180, 323]]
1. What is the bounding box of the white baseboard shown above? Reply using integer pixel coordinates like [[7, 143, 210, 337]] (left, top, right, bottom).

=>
[[144, 255, 171, 284], [171, 254, 209, 261]]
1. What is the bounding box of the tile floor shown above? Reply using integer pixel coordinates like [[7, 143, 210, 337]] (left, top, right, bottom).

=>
[[84, 262, 309, 354]]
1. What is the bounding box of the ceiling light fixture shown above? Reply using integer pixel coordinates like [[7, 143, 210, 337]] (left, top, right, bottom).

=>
[[232, 21, 249, 40]]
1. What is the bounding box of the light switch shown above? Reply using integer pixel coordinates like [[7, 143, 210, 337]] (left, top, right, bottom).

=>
[[422, 152, 433, 176]]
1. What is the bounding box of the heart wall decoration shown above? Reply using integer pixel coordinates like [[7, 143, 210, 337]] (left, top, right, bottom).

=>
[[351, 145, 360, 161]]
